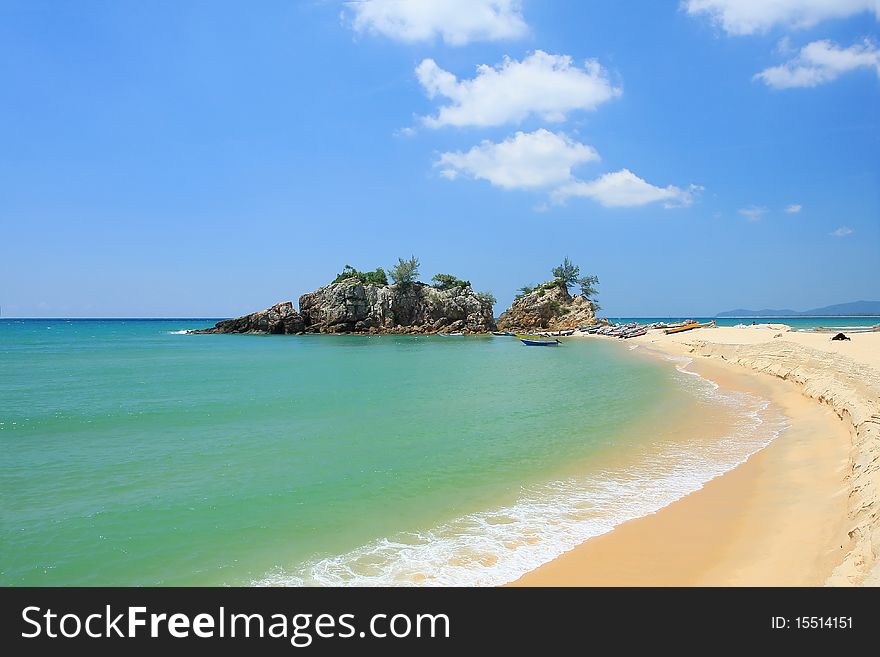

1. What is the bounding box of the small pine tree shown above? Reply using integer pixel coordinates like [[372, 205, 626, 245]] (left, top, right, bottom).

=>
[[551, 257, 580, 288], [389, 256, 420, 286], [577, 274, 599, 299]]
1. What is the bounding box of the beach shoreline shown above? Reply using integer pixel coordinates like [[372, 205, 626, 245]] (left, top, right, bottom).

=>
[[513, 326, 880, 586]]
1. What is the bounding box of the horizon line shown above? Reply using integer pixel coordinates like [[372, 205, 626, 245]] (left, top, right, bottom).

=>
[[3, 314, 880, 321]]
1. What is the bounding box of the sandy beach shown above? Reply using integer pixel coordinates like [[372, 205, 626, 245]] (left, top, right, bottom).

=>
[[514, 325, 880, 586]]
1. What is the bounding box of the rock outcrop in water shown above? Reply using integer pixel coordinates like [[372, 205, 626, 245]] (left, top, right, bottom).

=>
[[299, 279, 495, 334], [496, 280, 596, 331], [191, 301, 305, 334], [193, 281, 496, 335]]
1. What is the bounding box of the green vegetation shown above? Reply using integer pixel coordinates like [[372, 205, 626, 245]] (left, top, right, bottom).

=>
[[516, 280, 560, 299], [515, 258, 601, 306], [515, 284, 536, 299], [431, 273, 471, 290], [578, 275, 599, 299], [551, 257, 600, 302], [332, 264, 389, 286], [329, 261, 503, 316], [333, 261, 493, 308], [389, 256, 420, 286], [552, 256, 580, 288], [475, 291, 496, 309]]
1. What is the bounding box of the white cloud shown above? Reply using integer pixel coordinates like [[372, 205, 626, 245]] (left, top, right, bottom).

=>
[[552, 169, 701, 208], [417, 50, 621, 128], [831, 226, 854, 237], [437, 129, 599, 189], [347, 0, 527, 45], [754, 39, 880, 88], [683, 0, 880, 36], [738, 205, 768, 221], [437, 133, 699, 210], [784, 203, 802, 213]]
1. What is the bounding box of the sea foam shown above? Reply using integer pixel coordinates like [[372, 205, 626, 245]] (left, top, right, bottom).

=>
[[253, 363, 788, 587]]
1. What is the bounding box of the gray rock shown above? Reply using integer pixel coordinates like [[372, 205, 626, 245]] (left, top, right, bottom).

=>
[[299, 279, 495, 333], [191, 278, 496, 336], [497, 280, 596, 331], [190, 301, 304, 334]]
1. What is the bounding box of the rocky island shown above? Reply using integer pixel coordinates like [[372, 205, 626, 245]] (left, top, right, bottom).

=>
[[193, 256, 601, 336], [496, 280, 597, 331], [192, 258, 497, 335], [496, 257, 600, 331]]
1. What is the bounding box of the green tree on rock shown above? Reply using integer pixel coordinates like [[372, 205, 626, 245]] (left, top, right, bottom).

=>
[[577, 274, 599, 299], [332, 264, 389, 286], [431, 273, 470, 290], [389, 256, 420, 286], [552, 257, 580, 288], [476, 291, 496, 310], [550, 257, 600, 304]]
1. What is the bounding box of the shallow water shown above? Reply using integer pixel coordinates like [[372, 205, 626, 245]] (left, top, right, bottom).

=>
[[0, 319, 785, 585]]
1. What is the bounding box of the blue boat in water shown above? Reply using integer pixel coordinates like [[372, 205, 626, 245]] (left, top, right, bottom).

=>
[[520, 338, 560, 346]]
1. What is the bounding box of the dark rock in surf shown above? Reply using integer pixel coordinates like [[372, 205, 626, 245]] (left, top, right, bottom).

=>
[[190, 301, 304, 334]]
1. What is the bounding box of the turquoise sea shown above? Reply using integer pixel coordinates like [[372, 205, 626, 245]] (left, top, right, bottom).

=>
[[0, 318, 799, 586]]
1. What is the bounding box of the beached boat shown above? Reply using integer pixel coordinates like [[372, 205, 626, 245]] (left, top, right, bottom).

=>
[[664, 322, 700, 334], [663, 320, 715, 335], [520, 338, 560, 346], [606, 322, 637, 337], [492, 331, 515, 336], [622, 328, 648, 339]]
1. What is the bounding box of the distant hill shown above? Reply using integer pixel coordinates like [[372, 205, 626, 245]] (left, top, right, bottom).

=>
[[716, 300, 880, 317]]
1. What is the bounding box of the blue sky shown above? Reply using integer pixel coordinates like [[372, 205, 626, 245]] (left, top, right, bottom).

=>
[[1, 0, 878, 318]]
